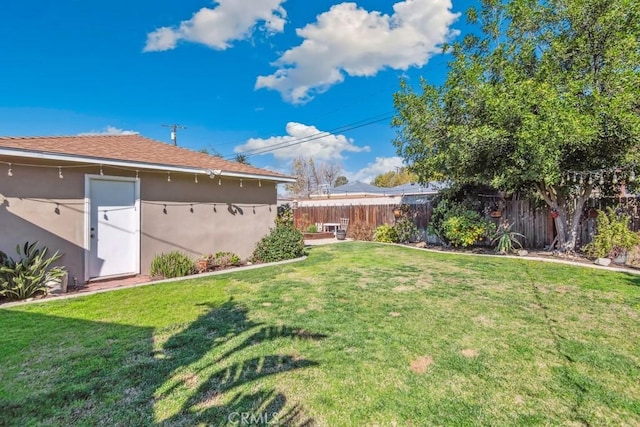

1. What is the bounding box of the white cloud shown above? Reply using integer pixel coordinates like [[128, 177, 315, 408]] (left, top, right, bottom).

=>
[[348, 156, 405, 183], [234, 122, 369, 161], [256, 0, 459, 103], [144, 0, 287, 52], [78, 126, 139, 136]]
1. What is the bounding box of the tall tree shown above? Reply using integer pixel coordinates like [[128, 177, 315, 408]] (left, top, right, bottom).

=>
[[372, 167, 417, 187], [393, 0, 640, 251], [287, 156, 344, 198]]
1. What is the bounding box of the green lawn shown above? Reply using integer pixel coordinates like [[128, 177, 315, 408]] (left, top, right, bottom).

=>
[[1, 243, 639, 426]]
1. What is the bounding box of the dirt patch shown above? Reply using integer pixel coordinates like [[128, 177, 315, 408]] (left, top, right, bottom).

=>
[[389, 312, 401, 317], [410, 356, 434, 373], [461, 348, 479, 358], [472, 315, 494, 327], [178, 373, 199, 389], [514, 395, 525, 405], [262, 302, 272, 307], [393, 285, 413, 292]]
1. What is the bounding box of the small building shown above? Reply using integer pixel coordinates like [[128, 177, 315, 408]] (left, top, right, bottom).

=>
[[0, 135, 295, 284]]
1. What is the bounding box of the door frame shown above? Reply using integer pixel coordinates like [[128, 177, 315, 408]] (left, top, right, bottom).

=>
[[84, 174, 141, 281]]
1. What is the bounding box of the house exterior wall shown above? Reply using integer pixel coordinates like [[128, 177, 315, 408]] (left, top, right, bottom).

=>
[[0, 158, 277, 284]]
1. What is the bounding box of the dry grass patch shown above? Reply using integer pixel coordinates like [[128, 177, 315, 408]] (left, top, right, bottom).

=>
[[410, 356, 434, 373]]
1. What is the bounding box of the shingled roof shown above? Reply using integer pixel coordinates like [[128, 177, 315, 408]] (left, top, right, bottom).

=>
[[0, 134, 292, 181]]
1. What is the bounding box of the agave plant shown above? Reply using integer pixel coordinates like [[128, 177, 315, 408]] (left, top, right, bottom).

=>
[[491, 221, 525, 254], [0, 241, 66, 300]]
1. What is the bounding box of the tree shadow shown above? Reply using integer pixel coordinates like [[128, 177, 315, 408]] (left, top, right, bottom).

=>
[[0, 299, 325, 426]]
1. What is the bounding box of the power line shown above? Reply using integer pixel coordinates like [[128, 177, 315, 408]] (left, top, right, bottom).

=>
[[226, 112, 395, 159]]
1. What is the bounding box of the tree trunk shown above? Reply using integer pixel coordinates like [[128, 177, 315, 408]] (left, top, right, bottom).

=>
[[538, 183, 592, 252]]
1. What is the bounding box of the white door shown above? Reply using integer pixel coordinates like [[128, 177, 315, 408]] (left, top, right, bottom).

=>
[[87, 177, 139, 279]]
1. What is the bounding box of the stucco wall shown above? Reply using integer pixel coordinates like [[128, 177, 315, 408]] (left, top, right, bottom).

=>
[[0, 158, 277, 283]]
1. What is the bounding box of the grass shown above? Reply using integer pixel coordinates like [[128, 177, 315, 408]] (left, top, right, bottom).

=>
[[1, 242, 640, 426]]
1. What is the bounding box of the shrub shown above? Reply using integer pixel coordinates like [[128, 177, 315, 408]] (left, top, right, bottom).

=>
[[150, 251, 195, 279], [394, 217, 419, 243], [491, 221, 525, 253], [0, 241, 66, 300], [213, 251, 241, 268], [252, 225, 305, 263], [276, 204, 294, 227], [373, 224, 398, 243], [583, 208, 640, 259], [306, 224, 318, 233], [349, 222, 374, 241], [442, 210, 495, 247]]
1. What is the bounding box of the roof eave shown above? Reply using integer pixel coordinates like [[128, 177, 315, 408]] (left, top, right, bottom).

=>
[[0, 147, 295, 183]]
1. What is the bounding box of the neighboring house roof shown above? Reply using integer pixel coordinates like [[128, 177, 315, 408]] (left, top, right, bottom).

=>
[[329, 180, 382, 194], [382, 181, 448, 195], [0, 135, 294, 182], [315, 180, 447, 198]]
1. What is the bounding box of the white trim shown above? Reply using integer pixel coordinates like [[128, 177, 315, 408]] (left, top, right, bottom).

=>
[[84, 174, 141, 281], [0, 147, 295, 183]]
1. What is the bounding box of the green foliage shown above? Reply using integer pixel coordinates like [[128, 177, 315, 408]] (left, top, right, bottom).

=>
[[583, 208, 640, 259], [334, 176, 349, 187], [252, 225, 305, 263], [492, 221, 525, 253], [276, 204, 294, 227], [306, 224, 318, 233], [0, 241, 66, 300], [150, 251, 194, 279], [392, 0, 640, 250], [349, 222, 374, 241], [371, 167, 418, 187], [394, 217, 419, 243], [213, 251, 241, 268], [373, 224, 398, 243], [442, 210, 495, 248]]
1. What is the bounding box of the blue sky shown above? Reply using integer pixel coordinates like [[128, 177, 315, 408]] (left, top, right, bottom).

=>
[[0, 0, 473, 183]]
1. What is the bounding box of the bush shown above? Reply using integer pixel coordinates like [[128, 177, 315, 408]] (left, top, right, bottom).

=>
[[491, 221, 525, 253], [349, 222, 374, 241], [276, 204, 294, 227], [306, 224, 318, 233], [442, 210, 495, 247], [394, 217, 419, 243], [252, 225, 305, 263], [373, 224, 398, 243], [583, 208, 640, 259], [150, 251, 195, 279], [213, 251, 241, 268], [0, 241, 66, 300]]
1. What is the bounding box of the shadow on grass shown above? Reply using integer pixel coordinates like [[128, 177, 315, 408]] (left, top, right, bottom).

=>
[[0, 299, 325, 426]]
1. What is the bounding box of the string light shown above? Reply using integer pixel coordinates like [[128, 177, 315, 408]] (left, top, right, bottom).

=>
[[587, 174, 593, 185], [612, 172, 618, 184], [631, 170, 636, 182], [259, 179, 262, 187], [100, 165, 104, 175], [7, 163, 12, 177], [579, 175, 584, 185], [560, 175, 565, 185], [194, 174, 198, 183], [218, 178, 222, 186], [599, 174, 604, 185], [58, 167, 63, 179], [135, 170, 139, 179], [240, 179, 243, 188], [167, 172, 171, 182]]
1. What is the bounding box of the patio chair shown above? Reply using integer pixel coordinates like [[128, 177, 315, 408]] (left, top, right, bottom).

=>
[[315, 222, 323, 232], [339, 217, 349, 231]]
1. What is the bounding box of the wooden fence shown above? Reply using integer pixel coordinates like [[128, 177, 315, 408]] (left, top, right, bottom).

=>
[[293, 195, 640, 248]]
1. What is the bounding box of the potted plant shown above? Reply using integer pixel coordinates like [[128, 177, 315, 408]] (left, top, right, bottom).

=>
[[336, 229, 347, 240]]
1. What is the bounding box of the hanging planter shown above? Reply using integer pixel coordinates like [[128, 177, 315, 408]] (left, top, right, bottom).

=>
[[551, 208, 559, 219], [393, 208, 403, 218]]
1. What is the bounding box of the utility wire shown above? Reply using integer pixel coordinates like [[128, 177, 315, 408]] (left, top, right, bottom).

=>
[[225, 111, 395, 159]]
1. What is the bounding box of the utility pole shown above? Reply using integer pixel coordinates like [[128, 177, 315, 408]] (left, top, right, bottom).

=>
[[161, 124, 187, 146]]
